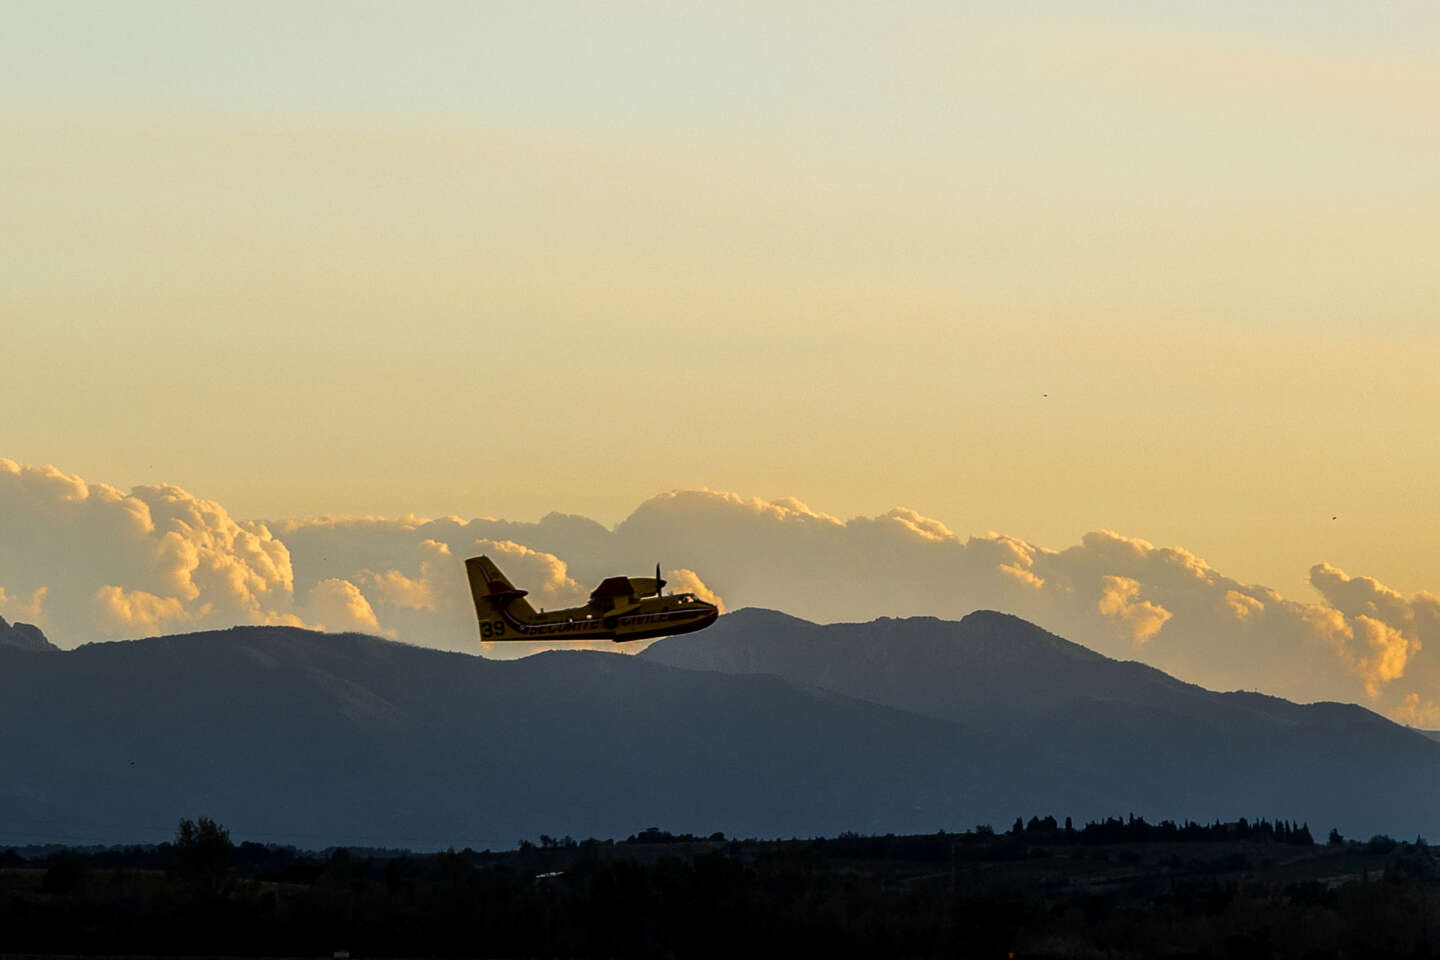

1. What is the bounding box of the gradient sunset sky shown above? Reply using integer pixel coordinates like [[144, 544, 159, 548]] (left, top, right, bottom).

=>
[[5, 0, 1438, 611]]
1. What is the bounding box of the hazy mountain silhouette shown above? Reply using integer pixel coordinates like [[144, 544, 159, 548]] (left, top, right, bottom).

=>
[[643, 609, 1440, 836], [0, 625, 1017, 848], [0, 615, 55, 652], [4, 612, 1438, 849]]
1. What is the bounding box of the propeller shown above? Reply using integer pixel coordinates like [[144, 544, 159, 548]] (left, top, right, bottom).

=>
[[656, 563, 667, 597]]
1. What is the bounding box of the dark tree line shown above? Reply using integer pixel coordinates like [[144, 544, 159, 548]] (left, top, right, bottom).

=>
[[1005, 813, 1316, 846], [3, 815, 1438, 958]]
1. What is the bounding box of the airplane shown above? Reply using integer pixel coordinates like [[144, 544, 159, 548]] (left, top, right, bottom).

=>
[[465, 555, 719, 643]]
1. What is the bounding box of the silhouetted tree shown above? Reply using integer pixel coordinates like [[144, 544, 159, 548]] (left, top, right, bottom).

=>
[[173, 816, 232, 894]]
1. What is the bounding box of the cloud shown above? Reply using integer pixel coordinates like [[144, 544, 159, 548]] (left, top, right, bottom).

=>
[[305, 578, 386, 636], [1392, 694, 1440, 731], [361, 539, 452, 611], [473, 539, 590, 612], [1305, 563, 1437, 701], [92, 585, 191, 634], [1310, 562, 1417, 627], [0, 459, 299, 643], [1096, 575, 1172, 646], [5, 458, 1439, 726], [1224, 590, 1263, 621], [266, 486, 1440, 720], [597, 492, 1440, 719], [665, 568, 725, 614], [0, 584, 46, 623]]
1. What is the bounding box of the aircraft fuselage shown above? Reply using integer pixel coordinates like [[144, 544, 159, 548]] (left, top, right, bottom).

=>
[[466, 555, 719, 643], [480, 595, 718, 643]]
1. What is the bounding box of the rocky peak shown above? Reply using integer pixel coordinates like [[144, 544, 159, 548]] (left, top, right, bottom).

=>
[[0, 615, 58, 652]]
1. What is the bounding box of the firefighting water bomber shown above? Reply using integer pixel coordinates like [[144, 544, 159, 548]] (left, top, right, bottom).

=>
[[465, 555, 719, 643]]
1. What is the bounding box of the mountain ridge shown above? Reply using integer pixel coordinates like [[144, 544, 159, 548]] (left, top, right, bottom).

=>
[[641, 607, 1440, 835], [4, 611, 1438, 848], [0, 615, 56, 653], [0, 623, 1012, 848]]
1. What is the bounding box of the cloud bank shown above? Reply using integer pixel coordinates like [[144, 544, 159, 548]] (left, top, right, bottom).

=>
[[3, 460, 1437, 724], [0, 459, 300, 641]]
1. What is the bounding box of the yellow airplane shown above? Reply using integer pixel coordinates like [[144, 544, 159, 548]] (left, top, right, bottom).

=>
[[465, 555, 719, 643]]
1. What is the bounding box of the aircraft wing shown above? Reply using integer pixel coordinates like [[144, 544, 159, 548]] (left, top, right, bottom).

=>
[[589, 576, 634, 604]]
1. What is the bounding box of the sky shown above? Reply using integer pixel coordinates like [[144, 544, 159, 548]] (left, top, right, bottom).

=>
[[3, 4, 1438, 709]]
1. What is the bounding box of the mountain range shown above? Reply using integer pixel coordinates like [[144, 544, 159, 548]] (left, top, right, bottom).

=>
[[644, 610, 1440, 837], [2, 609, 1436, 848]]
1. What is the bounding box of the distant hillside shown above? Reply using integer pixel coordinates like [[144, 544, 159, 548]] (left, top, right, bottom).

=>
[[0, 616, 55, 653], [4, 612, 1439, 848], [0, 626, 1013, 848], [642, 609, 1440, 836]]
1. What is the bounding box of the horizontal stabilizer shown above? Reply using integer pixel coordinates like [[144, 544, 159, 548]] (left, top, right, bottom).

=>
[[465, 556, 532, 605]]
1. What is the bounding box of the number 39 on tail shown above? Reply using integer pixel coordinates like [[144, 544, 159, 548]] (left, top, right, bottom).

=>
[[465, 555, 719, 643]]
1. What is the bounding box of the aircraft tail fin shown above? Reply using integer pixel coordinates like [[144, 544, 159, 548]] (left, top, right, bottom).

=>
[[465, 555, 538, 637]]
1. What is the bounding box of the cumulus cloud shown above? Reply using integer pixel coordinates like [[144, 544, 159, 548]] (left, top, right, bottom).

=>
[[595, 491, 1440, 721], [473, 539, 590, 612], [0, 459, 301, 643], [5, 458, 1440, 726], [665, 568, 726, 614], [92, 585, 191, 634], [1224, 589, 1264, 621], [1096, 575, 1172, 646], [1304, 563, 1439, 702], [306, 579, 387, 636], [1310, 562, 1440, 659], [361, 539, 453, 611], [251, 486, 1440, 720]]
